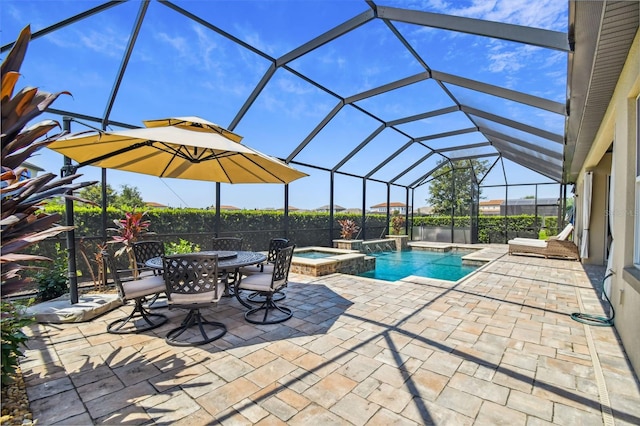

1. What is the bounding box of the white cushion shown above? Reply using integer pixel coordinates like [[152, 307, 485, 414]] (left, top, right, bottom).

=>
[[121, 275, 166, 300], [168, 281, 226, 305], [238, 273, 273, 292], [556, 224, 573, 240], [240, 263, 274, 276], [508, 239, 547, 248]]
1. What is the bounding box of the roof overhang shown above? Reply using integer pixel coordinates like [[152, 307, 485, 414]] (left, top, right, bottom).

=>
[[565, 1, 639, 183]]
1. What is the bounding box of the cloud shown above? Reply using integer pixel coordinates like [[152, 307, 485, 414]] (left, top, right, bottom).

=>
[[427, 0, 566, 31]]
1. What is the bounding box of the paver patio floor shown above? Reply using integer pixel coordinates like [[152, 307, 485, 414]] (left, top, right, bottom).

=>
[[19, 250, 640, 425]]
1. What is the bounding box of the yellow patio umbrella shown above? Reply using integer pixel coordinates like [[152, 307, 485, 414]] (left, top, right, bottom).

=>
[[48, 121, 307, 184], [47, 117, 306, 304], [142, 116, 244, 143]]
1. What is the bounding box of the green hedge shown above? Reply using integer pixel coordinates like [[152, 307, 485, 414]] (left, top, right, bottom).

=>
[[412, 214, 558, 243], [31, 206, 558, 278]]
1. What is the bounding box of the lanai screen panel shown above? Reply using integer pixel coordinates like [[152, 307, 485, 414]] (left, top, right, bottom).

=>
[[353, 79, 455, 122], [174, 0, 367, 58], [110, 3, 272, 128], [10, 1, 142, 119], [337, 128, 412, 176], [395, 111, 476, 143], [231, 68, 339, 159], [294, 107, 383, 169], [446, 85, 566, 136]]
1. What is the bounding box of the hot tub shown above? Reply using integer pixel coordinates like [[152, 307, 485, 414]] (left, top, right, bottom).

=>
[[291, 247, 374, 276]]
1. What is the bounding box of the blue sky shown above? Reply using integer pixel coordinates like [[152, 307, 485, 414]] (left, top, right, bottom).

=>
[[2, 0, 567, 210]]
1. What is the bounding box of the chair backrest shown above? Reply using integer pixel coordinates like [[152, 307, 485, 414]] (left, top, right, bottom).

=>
[[211, 237, 243, 251], [102, 250, 126, 300], [266, 238, 290, 263], [556, 223, 574, 241], [270, 245, 295, 291], [132, 240, 165, 267], [162, 253, 222, 302]]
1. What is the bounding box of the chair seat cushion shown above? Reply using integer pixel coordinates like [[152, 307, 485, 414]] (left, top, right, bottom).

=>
[[238, 273, 273, 292], [508, 239, 547, 248], [169, 281, 226, 305], [239, 263, 274, 276], [122, 275, 166, 300]]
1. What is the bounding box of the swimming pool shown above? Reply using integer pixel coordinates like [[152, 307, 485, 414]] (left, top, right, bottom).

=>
[[358, 250, 479, 282]]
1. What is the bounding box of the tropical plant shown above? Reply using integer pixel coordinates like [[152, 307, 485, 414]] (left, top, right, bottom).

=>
[[165, 238, 200, 255], [1, 302, 32, 385], [1, 25, 95, 385], [337, 219, 359, 240], [1, 25, 95, 294], [390, 212, 406, 235], [35, 243, 68, 301], [107, 211, 151, 277]]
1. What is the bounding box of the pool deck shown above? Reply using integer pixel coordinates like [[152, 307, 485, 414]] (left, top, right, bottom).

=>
[[18, 247, 640, 425]]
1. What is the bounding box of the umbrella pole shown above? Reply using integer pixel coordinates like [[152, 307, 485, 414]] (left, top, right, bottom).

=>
[[63, 117, 79, 304], [215, 182, 221, 238]]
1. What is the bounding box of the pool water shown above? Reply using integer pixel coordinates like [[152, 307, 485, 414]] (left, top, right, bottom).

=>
[[294, 251, 335, 259], [358, 250, 478, 282]]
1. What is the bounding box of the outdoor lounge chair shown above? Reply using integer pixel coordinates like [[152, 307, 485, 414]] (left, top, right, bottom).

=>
[[508, 223, 580, 260], [162, 253, 227, 346]]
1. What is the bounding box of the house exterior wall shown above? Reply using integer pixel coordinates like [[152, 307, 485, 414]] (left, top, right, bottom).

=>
[[576, 31, 640, 376]]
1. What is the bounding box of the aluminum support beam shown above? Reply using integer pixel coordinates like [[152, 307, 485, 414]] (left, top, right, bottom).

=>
[[482, 128, 563, 161], [229, 63, 277, 131], [435, 142, 492, 153], [332, 124, 386, 172], [461, 105, 564, 143], [414, 127, 477, 142], [489, 138, 562, 171], [364, 139, 414, 179], [278, 10, 375, 66], [1, 1, 123, 52], [387, 105, 460, 127], [433, 70, 566, 115], [346, 72, 430, 104], [377, 6, 570, 52], [102, 1, 148, 129], [287, 101, 344, 162], [499, 150, 562, 182], [390, 152, 434, 183]]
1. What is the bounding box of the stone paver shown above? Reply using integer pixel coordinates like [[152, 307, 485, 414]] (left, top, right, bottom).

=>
[[17, 249, 640, 425]]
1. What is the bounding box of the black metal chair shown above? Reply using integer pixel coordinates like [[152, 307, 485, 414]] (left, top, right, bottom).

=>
[[211, 237, 244, 292], [238, 238, 290, 304], [162, 253, 227, 346], [235, 245, 295, 324], [104, 251, 168, 334], [211, 237, 243, 251], [132, 240, 167, 307], [132, 240, 165, 275]]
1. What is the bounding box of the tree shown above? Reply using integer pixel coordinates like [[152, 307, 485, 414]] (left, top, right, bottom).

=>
[[77, 183, 144, 209], [78, 184, 117, 206], [117, 184, 144, 209], [426, 159, 489, 216]]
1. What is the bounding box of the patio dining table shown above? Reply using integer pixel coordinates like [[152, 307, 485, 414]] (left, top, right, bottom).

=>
[[145, 250, 267, 296]]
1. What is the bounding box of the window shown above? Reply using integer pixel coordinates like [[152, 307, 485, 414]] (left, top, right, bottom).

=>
[[635, 95, 640, 268]]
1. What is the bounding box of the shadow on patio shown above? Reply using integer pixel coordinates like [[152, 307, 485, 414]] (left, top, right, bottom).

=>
[[19, 254, 640, 425]]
